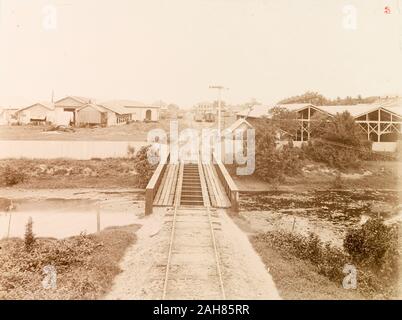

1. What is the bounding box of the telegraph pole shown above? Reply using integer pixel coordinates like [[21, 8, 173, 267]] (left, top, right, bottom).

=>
[[209, 85, 225, 135]]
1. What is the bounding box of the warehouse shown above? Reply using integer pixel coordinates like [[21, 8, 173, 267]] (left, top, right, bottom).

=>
[[0, 108, 18, 125], [237, 102, 402, 152], [76, 103, 132, 127], [100, 100, 160, 122], [16, 102, 55, 125], [54, 96, 93, 126]]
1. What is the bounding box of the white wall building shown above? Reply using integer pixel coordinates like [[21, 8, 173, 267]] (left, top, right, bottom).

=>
[[16, 102, 55, 125], [0, 108, 18, 125], [100, 100, 160, 122]]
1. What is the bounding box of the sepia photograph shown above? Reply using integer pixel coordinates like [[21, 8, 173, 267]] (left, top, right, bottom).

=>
[[0, 0, 401, 310]]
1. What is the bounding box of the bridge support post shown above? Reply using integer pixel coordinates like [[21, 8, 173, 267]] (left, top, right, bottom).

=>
[[230, 190, 239, 214], [145, 188, 153, 215]]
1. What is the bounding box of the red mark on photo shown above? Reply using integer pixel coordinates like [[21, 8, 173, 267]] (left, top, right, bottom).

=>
[[384, 6, 391, 14]]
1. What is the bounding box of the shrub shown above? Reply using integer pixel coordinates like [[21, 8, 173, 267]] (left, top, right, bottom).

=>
[[257, 230, 347, 282], [255, 128, 303, 182], [0, 227, 137, 299], [331, 172, 345, 189], [257, 219, 400, 298], [127, 145, 136, 159], [303, 140, 361, 169], [132, 145, 158, 187], [343, 218, 400, 297], [1, 165, 26, 186], [303, 111, 371, 169], [344, 218, 399, 273]]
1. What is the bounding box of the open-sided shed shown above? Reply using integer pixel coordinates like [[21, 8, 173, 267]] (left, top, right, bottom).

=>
[[237, 102, 402, 151]]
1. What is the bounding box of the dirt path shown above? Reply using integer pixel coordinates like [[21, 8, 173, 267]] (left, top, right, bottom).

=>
[[104, 207, 280, 300]]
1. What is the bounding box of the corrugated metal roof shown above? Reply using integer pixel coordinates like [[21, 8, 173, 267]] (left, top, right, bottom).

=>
[[77, 104, 105, 112], [100, 100, 159, 111], [383, 105, 402, 116], [274, 103, 314, 112], [237, 103, 402, 119], [55, 96, 94, 105], [71, 96, 93, 104], [0, 107, 18, 113], [237, 103, 314, 118], [97, 102, 131, 115], [318, 104, 402, 117], [16, 102, 55, 113], [77, 103, 131, 115], [318, 104, 379, 117], [221, 118, 253, 136]]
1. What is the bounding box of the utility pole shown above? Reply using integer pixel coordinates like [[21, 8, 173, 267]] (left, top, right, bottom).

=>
[[209, 85, 226, 135]]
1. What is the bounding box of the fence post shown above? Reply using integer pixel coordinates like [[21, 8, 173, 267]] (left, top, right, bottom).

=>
[[96, 203, 100, 232], [7, 211, 12, 238]]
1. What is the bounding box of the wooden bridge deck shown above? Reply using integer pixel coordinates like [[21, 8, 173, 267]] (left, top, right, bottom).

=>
[[202, 163, 231, 208], [153, 164, 179, 206], [153, 161, 230, 209]]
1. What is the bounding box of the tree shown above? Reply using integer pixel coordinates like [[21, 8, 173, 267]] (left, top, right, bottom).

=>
[[278, 91, 382, 106], [314, 111, 366, 146], [254, 118, 303, 182], [278, 91, 330, 106], [268, 106, 299, 136], [24, 217, 35, 251]]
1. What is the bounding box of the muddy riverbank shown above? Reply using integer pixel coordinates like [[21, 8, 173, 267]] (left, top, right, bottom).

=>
[[238, 189, 401, 247]]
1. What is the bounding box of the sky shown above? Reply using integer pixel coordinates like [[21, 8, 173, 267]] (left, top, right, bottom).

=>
[[0, 0, 402, 108]]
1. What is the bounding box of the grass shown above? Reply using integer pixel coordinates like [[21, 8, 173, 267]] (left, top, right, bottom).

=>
[[251, 224, 400, 300], [230, 160, 401, 192], [0, 224, 139, 300], [251, 237, 364, 300], [0, 117, 208, 141], [0, 158, 143, 189], [0, 121, 170, 141]]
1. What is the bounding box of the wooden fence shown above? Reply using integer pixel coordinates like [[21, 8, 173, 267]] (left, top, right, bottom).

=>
[[145, 152, 170, 215], [212, 152, 240, 213]]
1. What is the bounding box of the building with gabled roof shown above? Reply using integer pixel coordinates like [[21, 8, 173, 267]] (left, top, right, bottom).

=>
[[237, 102, 402, 151], [54, 96, 94, 125], [76, 103, 133, 126], [0, 107, 19, 125], [16, 102, 55, 125], [99, 100, 160, 122], [221, 118, 253, 137]]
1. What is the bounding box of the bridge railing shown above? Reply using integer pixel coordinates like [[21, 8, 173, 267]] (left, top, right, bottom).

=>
[[212, 152, 239, 213], [145, 152, 170, 215]]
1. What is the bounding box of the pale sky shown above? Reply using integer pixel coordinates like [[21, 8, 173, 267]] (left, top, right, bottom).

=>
[[0, 0, 401, 108]]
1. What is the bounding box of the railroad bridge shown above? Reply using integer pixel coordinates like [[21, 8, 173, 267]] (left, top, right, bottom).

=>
[[145, 152, 240, 299], [145, 152, 239, 215]]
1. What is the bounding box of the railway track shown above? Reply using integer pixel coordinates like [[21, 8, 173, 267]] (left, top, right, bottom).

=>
[[161, 162, 226, 300]]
